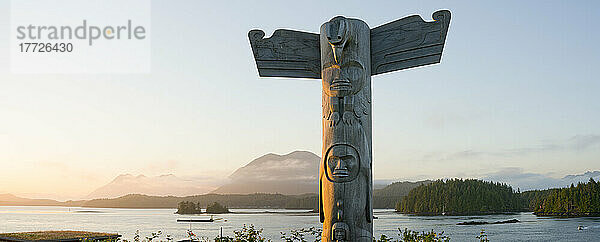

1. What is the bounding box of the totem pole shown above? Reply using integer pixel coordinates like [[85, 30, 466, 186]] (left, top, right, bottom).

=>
[[248, 10, 451, 241]]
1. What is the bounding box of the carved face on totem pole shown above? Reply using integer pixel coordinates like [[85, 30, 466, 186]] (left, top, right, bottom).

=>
[[248, 10, 452, 242], [325, 144, 360, 183], [319, 16, 373, 241], [321, 16, 367, 98]]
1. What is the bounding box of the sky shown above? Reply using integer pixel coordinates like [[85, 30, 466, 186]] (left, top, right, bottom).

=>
[[1, 0, 599, 200]]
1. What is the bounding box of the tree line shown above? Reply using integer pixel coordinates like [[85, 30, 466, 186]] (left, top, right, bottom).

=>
[[396, 178, 600, 217], [527, 178, 600, 216], [81, 182, 425, 209], [177, 201, 230, 214], [396, 179, 526, 215]]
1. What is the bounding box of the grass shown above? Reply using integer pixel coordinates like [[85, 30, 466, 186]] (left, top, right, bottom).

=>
[[0, 231, 118, 241]]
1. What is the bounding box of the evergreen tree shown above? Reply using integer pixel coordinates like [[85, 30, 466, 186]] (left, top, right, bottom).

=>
[[396, 179, 525, 215]]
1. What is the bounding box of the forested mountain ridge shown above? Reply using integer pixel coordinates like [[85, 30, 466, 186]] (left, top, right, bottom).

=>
[[0, 180, 422, 209], [373, 180, 431, 208], [212, 151, 320, 195], [81, 180, 427, 209]]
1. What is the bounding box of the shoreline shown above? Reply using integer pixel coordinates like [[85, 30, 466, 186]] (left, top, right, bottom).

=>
[[534, 212, 600, 217], [396, 211, 530, 216]]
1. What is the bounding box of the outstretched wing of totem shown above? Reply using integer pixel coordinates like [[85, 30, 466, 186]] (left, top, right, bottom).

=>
[[248, 29, 321, 79], [248, 10, 451, 78], [370, 10, 451, 75]]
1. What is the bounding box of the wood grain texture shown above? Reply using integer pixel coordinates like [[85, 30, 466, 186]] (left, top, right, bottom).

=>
[[248, 29, 321, 79], [320, 17, 373, 242], [370, 10, 451, 75], [247, 11, 451, 242]]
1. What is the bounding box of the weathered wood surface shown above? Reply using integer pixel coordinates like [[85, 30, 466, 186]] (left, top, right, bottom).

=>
[[248, 10, 450, 80], [370, 10, 451, 75], [247, 10, 451, 242], [319, 17, 373, 242], [248, 29, 321, 79]]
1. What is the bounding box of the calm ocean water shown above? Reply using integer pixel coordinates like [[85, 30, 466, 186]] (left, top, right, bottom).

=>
[[1, 206, 599, 241]]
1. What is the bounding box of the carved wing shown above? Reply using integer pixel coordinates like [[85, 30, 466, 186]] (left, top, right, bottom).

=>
[[370, 10, 451, 76], [353, 91, 371, 120], [248, 29, 321, 79]]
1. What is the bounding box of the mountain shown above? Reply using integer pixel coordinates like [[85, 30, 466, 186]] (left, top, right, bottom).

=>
[[374, 180, 432, 197], [82, 193, 318, 209], [86, 174, 216, 199], [85, 151, 393, 198], [0, 194, 84, 206], [212, 151, 320, 195], [81, 180, 431, 209], [0, 193, 61, 206], [483, 168, 600, 191], [372, 180, 432, 208]]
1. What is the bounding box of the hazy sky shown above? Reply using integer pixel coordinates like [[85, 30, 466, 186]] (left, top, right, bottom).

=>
[[1, 0, 599, 200]]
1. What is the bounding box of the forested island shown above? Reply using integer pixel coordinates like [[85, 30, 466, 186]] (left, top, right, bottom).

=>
[[396, 178, 600, 217], [396, 179, 526, 215], [176, 201, 230, 214], [528, 178, 600, 217]]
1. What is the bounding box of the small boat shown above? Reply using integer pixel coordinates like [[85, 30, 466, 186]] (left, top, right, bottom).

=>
[[578, 225, 584, 230], [177, 218, 214, 223], [178, 215, 215, 223]]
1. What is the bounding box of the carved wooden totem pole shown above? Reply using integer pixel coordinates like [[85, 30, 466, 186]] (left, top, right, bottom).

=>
[[249, 10, 451, 241]]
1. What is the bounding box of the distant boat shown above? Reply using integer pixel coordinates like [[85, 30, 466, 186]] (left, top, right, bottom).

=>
[[178, 215, 215, 223], [578, 225, 584, 230], [177, 218, 214, 223]]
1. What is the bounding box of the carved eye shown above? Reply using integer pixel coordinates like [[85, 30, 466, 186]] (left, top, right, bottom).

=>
[[342, 155, 354, 167], [337, 36, 341, 40], [344, 66, 362, 82]]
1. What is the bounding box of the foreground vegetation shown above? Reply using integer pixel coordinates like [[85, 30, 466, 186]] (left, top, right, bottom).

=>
[[0, 231, 119, 241], [2, 226, 489, 242], [397, 179, 525, 215], [213, 225, 476, 242]]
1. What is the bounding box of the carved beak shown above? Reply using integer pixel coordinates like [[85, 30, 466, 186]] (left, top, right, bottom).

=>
[[324, 16, 348, 64], [331, 45, 343, 64]]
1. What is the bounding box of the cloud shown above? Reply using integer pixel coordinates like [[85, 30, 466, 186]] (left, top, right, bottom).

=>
[[567, 135, 600, 150], [481, 167, 600, 191], [428, 134, 600, 162], [86, 174, 226, 199], [229, 151, 320, 182], [481, 167, 561, 190]]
